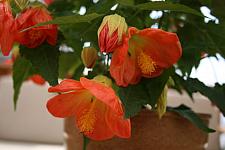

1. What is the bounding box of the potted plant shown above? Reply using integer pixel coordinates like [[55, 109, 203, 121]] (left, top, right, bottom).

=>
[[1, 0, 225, 149]]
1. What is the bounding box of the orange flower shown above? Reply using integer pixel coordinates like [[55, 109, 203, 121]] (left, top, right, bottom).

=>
[[47, 75, 131, 141], [110, 27, 182, 87], [98, 14, 127, 53], [0, 0, 17, 56], [15, 6, 57, 48], [29, 74, 46, 85]]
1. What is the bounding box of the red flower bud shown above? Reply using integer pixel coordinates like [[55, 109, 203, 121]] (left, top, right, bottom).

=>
[[81, 47, 98, 68], [98, 14, 127, 53]]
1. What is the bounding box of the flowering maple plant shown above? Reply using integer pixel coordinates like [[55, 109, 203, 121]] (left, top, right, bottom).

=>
[[1, 0, 225, 148]]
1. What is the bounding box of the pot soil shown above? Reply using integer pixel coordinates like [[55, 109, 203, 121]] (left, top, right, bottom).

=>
[[64, 110, 210, 150]]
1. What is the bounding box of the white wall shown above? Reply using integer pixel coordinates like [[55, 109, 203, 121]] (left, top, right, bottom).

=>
[[0, 76, 63, 144]]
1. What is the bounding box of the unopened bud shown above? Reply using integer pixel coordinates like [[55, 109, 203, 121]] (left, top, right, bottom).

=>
[[98, 14, 127, 53], [81, 47, 98, 69]]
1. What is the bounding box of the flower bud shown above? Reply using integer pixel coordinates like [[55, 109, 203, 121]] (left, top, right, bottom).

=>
[[98, 14, 127, 53], [81, 47, 98, 68]]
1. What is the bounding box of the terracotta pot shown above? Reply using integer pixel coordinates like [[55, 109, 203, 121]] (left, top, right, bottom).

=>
[[0, 64, 12, 77], [64, 110, 210, 150]]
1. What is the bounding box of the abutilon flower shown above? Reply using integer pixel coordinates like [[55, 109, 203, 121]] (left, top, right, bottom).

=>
[[47, 75, 131, 141], [15, 6, 57, 48], [98, 14, 127, 53], [110, 27, 182, 87], [0, 0, 17, 56], [81, 47, 98, 69]]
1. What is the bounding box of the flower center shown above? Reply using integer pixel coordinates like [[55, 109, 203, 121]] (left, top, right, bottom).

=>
[[77, 99, 96, 134], [137, 50, 156, 75]]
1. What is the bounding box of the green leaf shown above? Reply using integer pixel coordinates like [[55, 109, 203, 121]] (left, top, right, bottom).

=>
[[211, 0, 225, 22], [172, 74, 225, 116], [72, 63, 85, 80], [25, 13, 103, 30], [143, 69, 171, 107], [59, 52, 81, 79], [168, 105, 215, 133], [118, 69, 171, 118], [136, 2, 203, 17], [119, 82, 149, 118], [199, 0, 211, 6], [13, 57, 32, 110], [117, 0, 134, 6], [20, 43, 59, 86]]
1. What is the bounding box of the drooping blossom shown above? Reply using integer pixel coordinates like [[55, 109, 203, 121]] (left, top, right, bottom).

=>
[[98, 14, 127, 53], [0, 0, 17, 56], [110, 27, 182, 87], [15, 6, 57, 48], [47, 75, 131, 141]]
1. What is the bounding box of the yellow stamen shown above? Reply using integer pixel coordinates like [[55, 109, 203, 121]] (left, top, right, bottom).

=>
[[137, 50, 157, 75], [77, 99, 96, 134]]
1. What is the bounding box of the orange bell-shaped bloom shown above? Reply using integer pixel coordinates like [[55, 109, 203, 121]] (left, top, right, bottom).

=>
[[110, 27, 182, 87], [47, 75, 131, 141], [15, 6, 57, 48], [98, 14, 127, 53], [0, 0, 17, 56]]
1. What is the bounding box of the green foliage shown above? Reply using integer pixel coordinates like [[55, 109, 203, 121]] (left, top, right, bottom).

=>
[[119, 69, 171, 118], [58, 52, 81, 79], [13, 57, 32, 109], [168, 105, 215, 133], [20, 43, 59, 86], [30, 13, 103, 29], [118, 1, 203, 17], [119, 81, 149, 118], [172, 74, 225, 116]]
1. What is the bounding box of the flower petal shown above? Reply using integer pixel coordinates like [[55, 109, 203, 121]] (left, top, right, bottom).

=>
[[129, 27, 182, 68], [75, 100, 114, 141], [105, 105, 131, 138], [80, 77, 123, 116], [110, 34, 129, 66], [47, 91, 91, 117], [110, 53, 141, 87], [30, 74, 46, 85], [0, 17, 15, 56], [48, 79, 83, 93]]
